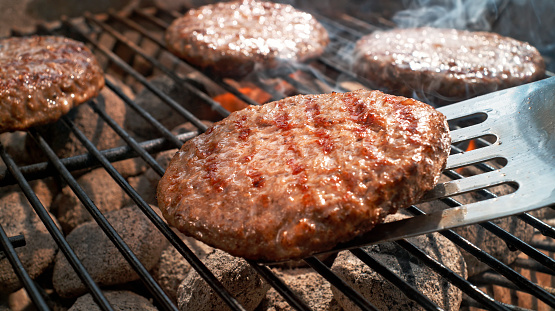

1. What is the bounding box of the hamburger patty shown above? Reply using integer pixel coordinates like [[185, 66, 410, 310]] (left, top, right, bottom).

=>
[[353, 27, 545, 102], [157, 90, 451, 261], [165, 0, 329, 78], [0, 36, 104, 133]]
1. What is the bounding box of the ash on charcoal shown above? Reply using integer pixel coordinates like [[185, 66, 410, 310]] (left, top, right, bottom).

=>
[[0, 131, 32, 166], [0, 177, 58, 212], [52, 168, 130, 234], [68, 290, 158, 311], [258, 268, 342, 311], [0, 190, 60, 293], [331, 212, 466, 311], [152, 233, 213, 303], [25, 75, 132, 168], [177, 249, 270, 311], [52, 205, 168, 298]]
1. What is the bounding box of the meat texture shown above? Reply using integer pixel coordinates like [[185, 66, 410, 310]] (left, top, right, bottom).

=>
[[353, 27, 545, 103], [0, 36, 104, 133], [157, 90, 451, 261], [165, 0, 329, 78]]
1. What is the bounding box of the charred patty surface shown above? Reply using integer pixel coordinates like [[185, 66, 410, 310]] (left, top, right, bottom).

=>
[[353, 27, 545, 102], [157, 90, 451, 261], [165, 0, 329, 78], [0, 36, 104, 133]]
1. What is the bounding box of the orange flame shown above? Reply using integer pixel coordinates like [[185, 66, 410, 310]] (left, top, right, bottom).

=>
[[213, 87, 273, 113], [456, 140, 477, 174]]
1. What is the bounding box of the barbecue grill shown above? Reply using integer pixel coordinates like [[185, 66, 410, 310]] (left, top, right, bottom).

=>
[[1, 2, 554, 311]]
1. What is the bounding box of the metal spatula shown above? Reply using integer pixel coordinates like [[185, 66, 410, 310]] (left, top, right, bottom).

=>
[[329, 76, 555, 251]]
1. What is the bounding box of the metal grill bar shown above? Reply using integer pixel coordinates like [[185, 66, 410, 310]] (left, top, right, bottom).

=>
[[440, 172, 555, 274], [349, 248, 442, 311], [3, 136, 115, 311], [87, 98, 164, 176], [436, 199, 555, 308], [31, 19, 249, 310], [304, 256, 379, 311], [404, 205, 554, 309], [0, 223, 50, 311], [104, 78, 183, 149], [29, 122, 178, 310], [2, 235, 26, 251], [0, 131, 194, 187], [514, 257, 555, 275], [396, 238, 511, 311], [62, 19, 209, 133], [248, 262, 313, 311], [79, 109, 249, 310], [477, 272, 555, 296], [84, 13, 231, 119]]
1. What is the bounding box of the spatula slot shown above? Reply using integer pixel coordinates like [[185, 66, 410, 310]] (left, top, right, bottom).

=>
[[447, 112, 488, 131]]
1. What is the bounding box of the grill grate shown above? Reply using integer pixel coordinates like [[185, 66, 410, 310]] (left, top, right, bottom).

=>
[[1, 4, 554, 311]]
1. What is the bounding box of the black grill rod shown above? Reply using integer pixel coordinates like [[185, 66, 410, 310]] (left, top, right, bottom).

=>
[[407, 204, 555, 309], [62, 18, 209, 133], [104, 78, 183, 150], [310, 11, 367, 41], [395, 238, 511, 311], [59, 112, 248, 311], [528, 240, 555, 254], [304, 256, 380, 311], [133, 7, 170, 29], [462, 298, 535, 311], [248, 262, 313, 311], [51, 116, 179, 311], [109, 10, 262, 107], [514, 257, 555, 276], [400, 207, 538, 310], [0, 141, 114, 311], [349, 248, 442, 311], [476, 272, 555, 296], [332, 12, 396, 33], [517, 212, 555, 240], [449, 143, 555, 240], [0, 224, 50, 311], [5, 234, 26, 250], [85, 13, 231, 119], [0, 131, 194, 188], [87, 99, 164, 176], [440, 167, 555, 273]]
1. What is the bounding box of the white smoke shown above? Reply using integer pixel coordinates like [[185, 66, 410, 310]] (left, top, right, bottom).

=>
[[392, 0, 502, 31]]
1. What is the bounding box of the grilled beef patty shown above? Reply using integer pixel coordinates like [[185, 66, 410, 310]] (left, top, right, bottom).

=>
[[165, 0, 329, 78], [0, 36, 104, 133], [157, 90, 451, 261], [353, 27, 545, 103]]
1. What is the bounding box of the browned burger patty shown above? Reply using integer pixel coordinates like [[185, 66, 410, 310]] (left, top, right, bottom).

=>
[[157, 90, 451, 261], [353, 27, 545, 102], [165, 0, 329, 78], [0, 36, 104, 133]]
